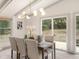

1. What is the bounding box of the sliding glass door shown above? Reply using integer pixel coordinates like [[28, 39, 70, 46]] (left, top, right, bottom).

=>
[[53, 17, 66, 42], [53, 17, 67, 50], [42, 17, 67, 50], [76, 16, 79, 52]]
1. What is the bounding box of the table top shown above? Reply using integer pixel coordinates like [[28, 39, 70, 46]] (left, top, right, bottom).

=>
[[38, 41, 52, 49]]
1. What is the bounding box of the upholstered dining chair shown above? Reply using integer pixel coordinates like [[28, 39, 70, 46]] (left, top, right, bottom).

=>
[[15, 38, 27, 59], [37, 35, 43, 43], [44, 35, 56, 59], [9, 37, 19, 59], [44, 35, 54, 43], [26, 39, 40, 59]]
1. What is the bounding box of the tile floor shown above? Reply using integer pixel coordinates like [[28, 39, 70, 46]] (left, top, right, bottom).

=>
[[0, 48, 79, 59]]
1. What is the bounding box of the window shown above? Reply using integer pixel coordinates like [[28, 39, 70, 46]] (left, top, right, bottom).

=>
[[76, 16, 79, 46], [42, 19, 52, 36], [53, 17, 66, 42], [0, 19, 11, 49]]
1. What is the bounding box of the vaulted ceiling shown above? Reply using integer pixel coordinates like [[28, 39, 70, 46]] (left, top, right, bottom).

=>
[[0, 0, 61, 18]]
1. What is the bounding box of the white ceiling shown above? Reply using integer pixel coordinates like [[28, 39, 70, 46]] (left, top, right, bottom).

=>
[[18, 0, 60, 16], [0, 0, 11, 9], [31, 0, 60, 10], [0, 0, 36, 18], [0, 0, 61, 18], [0, 0, 5, 6]]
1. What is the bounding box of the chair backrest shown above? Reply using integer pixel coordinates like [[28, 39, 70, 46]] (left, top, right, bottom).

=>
[[44, 35, 53, 43], [9, 37, 18, 51], [15, 38, 27, 56], [37, 35, 43, 43], [26, 39, 39, 59]]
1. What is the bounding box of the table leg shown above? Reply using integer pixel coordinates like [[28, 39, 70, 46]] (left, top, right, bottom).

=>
[[52, 50, 53, 59], [42, 48, 44, 59], [42, 48, 49, 59], [46, 51, 48, 59]]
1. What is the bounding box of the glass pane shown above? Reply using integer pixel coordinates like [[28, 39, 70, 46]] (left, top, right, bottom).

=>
[[42, 19, 52, 36], [76, 16, 79, 46], [53, 17, 66, 42], [0, 19, 11, 49]]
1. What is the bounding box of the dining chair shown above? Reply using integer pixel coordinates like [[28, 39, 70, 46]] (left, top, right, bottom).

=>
[[9, 37, 19, 59], [44, 35, 56, 59], [15, 38, 27, 59], [26, 39, 40, 59], [37, 35, 43, 43], [44, 35, 53, 43]]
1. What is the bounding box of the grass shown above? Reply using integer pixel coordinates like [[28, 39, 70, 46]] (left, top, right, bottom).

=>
[[43, 29, 79, 47], [43, 29, 66, 42]]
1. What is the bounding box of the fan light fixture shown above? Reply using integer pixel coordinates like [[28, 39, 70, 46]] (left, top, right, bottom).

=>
[[33, 10, 38, 16], [18, 15, 22, 19], [17, 0, 46, 19], [39, 8, 46, 16], [22, 11, 26, 15], [18, 7, 46, 19], [26, 15, 30, 19]]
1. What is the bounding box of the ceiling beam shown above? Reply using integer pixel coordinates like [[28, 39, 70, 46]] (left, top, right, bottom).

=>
[[0, 0, 13, 13]]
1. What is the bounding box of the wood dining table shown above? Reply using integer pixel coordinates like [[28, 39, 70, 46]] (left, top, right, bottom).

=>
[[38, 41, 56, 59]]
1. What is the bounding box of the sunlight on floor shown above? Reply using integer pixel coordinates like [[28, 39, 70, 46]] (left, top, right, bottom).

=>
[[55, 41, 67, 50], [55, 41, 79, 53]]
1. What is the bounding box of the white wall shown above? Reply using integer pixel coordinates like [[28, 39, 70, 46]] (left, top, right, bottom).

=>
[[11, 16, 26, 38], [26, 0, 79, 53]]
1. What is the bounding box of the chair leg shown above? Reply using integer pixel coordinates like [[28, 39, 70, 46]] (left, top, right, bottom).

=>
[[54, 43, 56, 59], [16, 52, 18, 59], [11, 49, 13, 59], [18, 53, 20, 59], [25, 56, 27, 59]]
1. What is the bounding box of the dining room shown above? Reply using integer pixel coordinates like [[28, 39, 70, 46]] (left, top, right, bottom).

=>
[[1, 0, 79, 59]]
